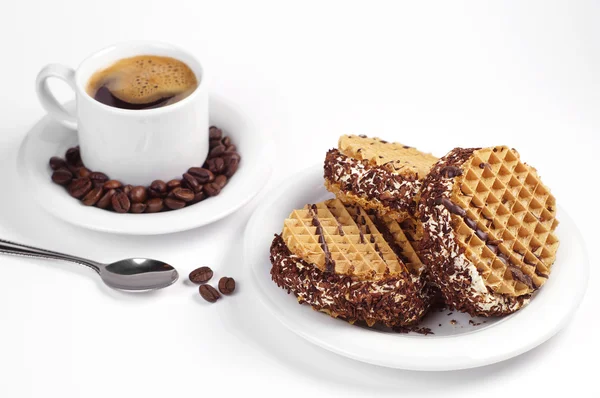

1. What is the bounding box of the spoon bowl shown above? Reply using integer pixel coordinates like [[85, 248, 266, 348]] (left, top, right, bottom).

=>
[[101, 259, 179, 290]]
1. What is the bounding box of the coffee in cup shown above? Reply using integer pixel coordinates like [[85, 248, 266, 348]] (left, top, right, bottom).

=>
[[86, 55, 198, 110]]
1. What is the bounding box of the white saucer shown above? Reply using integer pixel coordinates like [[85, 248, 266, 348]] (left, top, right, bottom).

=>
[[18, 96, 274, 235], [244, 165, 589, 371]]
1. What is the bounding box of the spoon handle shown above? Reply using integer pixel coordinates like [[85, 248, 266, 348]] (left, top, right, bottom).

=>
[[0, 238, 102, 273]]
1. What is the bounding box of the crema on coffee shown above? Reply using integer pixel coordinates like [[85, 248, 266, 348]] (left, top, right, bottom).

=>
[[86, 55, 198, 110]]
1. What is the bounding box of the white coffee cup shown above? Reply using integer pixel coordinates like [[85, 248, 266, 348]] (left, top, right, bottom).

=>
[[36, 41, 209, 186]]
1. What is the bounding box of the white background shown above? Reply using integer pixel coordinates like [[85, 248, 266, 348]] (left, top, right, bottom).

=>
[[0, 1, 597, 396]]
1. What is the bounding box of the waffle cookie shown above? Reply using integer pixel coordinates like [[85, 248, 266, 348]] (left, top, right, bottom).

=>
[[419, 146, 559, 316], [270, 199, 433, 327], [324, 135, 438, 222]]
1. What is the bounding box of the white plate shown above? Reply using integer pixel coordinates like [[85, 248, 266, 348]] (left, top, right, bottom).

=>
[[17, 95, 274, 235], [244, 165, 589, 371]]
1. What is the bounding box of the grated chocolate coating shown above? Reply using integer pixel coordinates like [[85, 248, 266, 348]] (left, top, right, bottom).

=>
[[419, 148, 530, 316], [324, 149, 420, 220], [270, 235, 432, 327]]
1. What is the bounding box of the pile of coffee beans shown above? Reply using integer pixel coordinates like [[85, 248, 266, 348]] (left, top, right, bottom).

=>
[[49, 126, 241, 213], [188, 266, 236, 303]]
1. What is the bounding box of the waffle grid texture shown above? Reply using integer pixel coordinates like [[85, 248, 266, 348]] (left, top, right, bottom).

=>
[[419, 147, 559, 316], [271, 199, 432, 327]]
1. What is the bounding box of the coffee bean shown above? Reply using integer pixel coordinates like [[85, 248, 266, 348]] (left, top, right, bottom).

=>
[[172, 187, 195, 202], [190, 191, 206, 204], [66, 163, 82, 175], [215, 175, 227, 188], [199, 285, 220, 303], [218, 277, 235, 295], [78, 167, 91, 178], [166, 179, 181, 191], [206, 157, 225, 174], [89, 172, 109, 184], [49, 157, 67, 170], [103, 180, 122, 190], [111, 191, 131, 213], [51, 169, 73, 185], [149, 180, 167, 198], [68, 177, 92, 199], [164, 196, 186, 210], [130, 202, 147, 213], [146, 198, 164, 213], [82, 186, 104, 206], [221, 136, 231, 147], [96, 189, 116, 209], [189, 266, 213, 283], [208, 145, 226, 158], [204, 182, 221, 197], [65, 147, 82, 166], [209, 126, 223, 140], [122, 185, 133, 196], [224, 158, 239, 178], [224, 145, 236, 154], [209, 139, 222, 149], [129, 186, 147, 203], [182, 173, 202, 193], [188, 167, 214, 184]]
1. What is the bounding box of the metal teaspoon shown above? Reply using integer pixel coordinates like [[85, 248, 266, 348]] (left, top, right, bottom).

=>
[[0, 239, 179, 290]]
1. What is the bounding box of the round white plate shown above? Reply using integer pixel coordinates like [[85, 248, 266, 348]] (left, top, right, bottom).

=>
[[244, 165, 589, 371], [18, 95, 274, 235]]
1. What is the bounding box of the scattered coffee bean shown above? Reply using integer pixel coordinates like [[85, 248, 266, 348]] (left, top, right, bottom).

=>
[[224, 145, 236, 154], [199, 284, 220, 303], [65, 147, 82, 166], [209, 126, 223, 140], [204, 183, 221, 197], [146, 198, 164, 213], [189, 266, 213, 283], [215, 175, 227, 188], [182, 173, 202, 193], [149, 180, 167, 198], [129, 186, 147, 203], [51, 169, 73, 185], [68, 177, 92, 199], [164, 196, 186, 210], [89, 172, 109, 185], [166, 179, 181, 190], [122, 185, 133, 196], [49, 157, 67, 170], [103, 180, 122, 190], [206, 157, 225, 174], [208, 144, 226, 158], [221, 136, 231, 147], [82, 186, 104, 206], [111, 191, 131, 213], [172, 187, 195, 202], [209, 139, 222, 149], [188, 167, 214, 184], [218, 277, 235, 295], [96, 189, 116, 209], [130, 202, 147, 213]]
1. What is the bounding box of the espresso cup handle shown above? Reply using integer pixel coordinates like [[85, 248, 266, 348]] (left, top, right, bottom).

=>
[[36, 64, 78, 130]]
